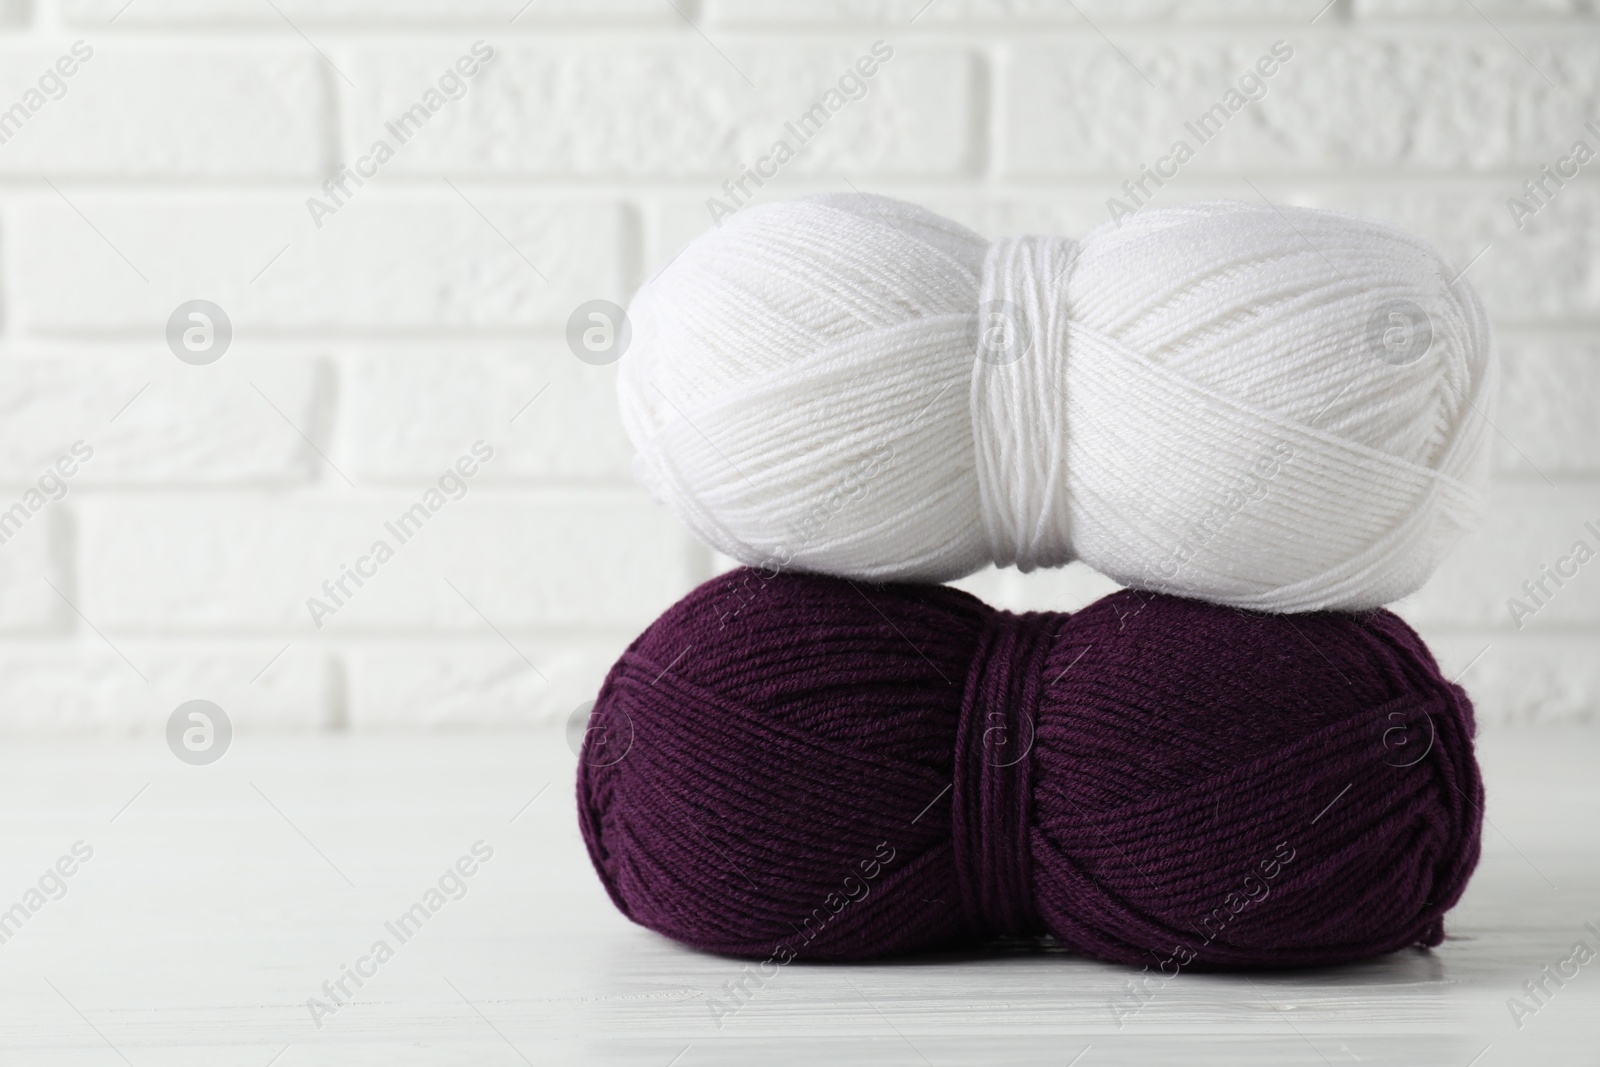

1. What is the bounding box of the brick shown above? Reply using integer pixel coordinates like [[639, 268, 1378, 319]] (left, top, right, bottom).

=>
[[8, 194, 628, 333], [343, 343, 633, 485], [1424, 631, 1600, 724], [1394, 482, 1600, 628], [1495, 336, 1600, 478], [0, 642, 333, 732], [59, 0, 666, 23], [342, 43, 973, 177], [0, 354, 324, 484], [78, 494, 697, 632], [0, 45, 325, 177], [347, 640, 624, 730], [1358, 0, 1589, 16], [1004, 36, 1600, 177], [0, 509, 67, 632], [709, 0, 1318, 24], [918, 195, 1121, 243]]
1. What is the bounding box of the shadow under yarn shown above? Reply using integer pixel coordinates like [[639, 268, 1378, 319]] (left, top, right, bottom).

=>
[[578, 569, 1482, 971]]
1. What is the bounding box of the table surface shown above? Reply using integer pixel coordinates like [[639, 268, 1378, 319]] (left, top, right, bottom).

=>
[[0, 725, 1595, 1067]]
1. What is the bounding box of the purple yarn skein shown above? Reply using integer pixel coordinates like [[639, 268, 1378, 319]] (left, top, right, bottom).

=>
[[578, 569, 1483, 970]]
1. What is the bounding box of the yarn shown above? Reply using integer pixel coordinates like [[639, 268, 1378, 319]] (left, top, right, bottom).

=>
[[578, 568, 1483, 969], [619, 195, 1496, 612]]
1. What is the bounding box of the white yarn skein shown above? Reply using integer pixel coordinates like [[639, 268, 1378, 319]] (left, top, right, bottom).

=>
[[619, 194, 1495, 613]]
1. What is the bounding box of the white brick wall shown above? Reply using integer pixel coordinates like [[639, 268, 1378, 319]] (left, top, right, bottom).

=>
[[0, 0, 1595, 732]]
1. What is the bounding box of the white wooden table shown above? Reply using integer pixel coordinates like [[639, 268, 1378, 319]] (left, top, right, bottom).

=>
[[0, 725, 1594, 1066]]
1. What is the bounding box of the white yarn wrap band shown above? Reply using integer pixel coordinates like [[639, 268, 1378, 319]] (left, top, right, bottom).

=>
[[972, 234, 1081, 573]]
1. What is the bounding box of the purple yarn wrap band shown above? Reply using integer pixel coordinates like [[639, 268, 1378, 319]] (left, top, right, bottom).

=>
[[954, 609, 1051, 939]]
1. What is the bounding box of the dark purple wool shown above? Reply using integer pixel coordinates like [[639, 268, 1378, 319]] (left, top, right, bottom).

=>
[[578, 569, 1483, 970]]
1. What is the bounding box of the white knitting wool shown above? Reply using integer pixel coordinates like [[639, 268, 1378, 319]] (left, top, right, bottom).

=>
[[618, 194, 1495, 612]]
